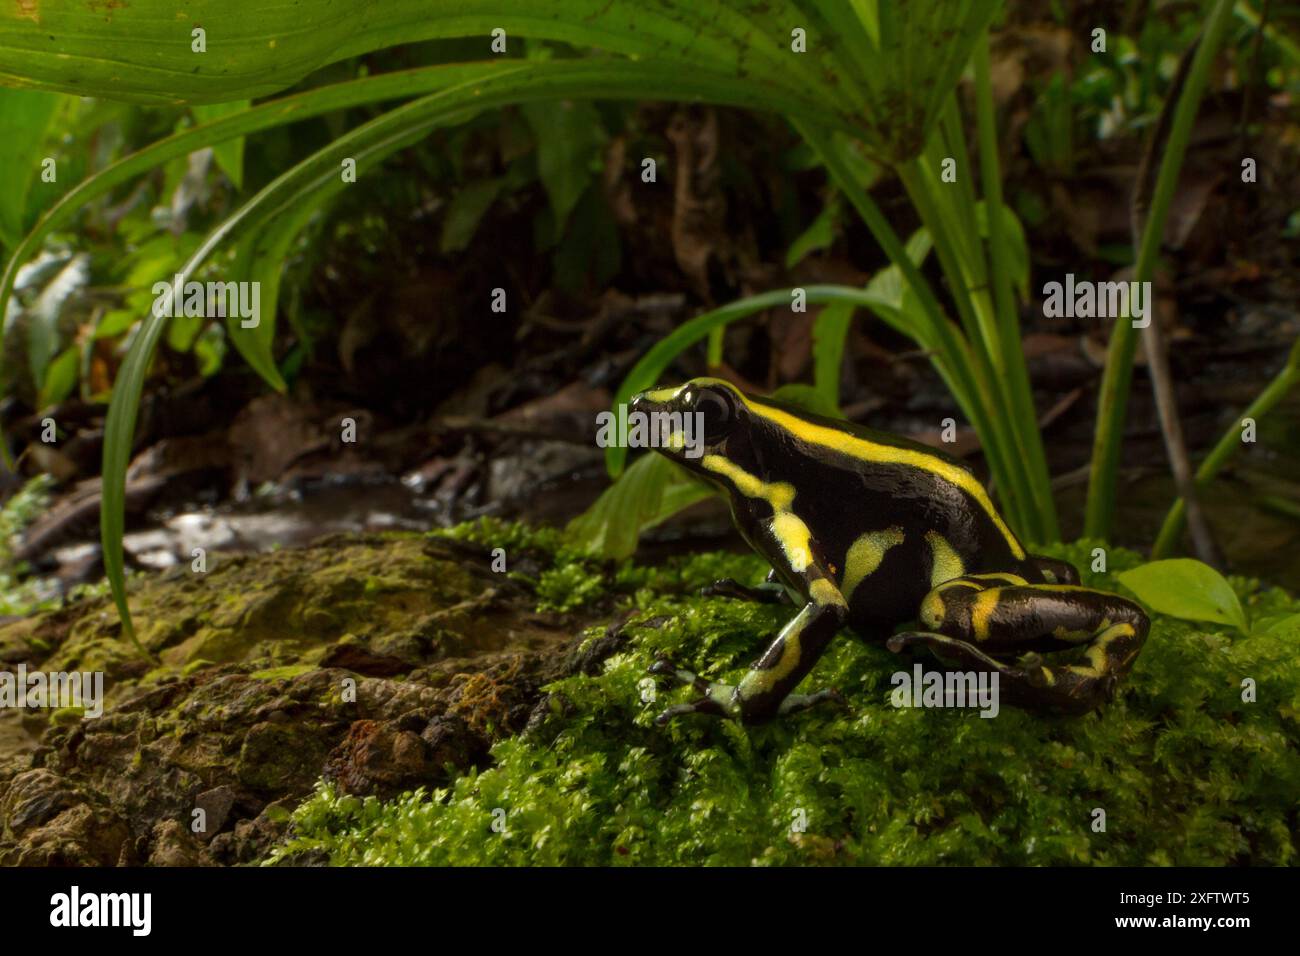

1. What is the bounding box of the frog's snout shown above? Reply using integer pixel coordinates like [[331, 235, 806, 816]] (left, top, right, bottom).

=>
[[629, 391, 663, 415]]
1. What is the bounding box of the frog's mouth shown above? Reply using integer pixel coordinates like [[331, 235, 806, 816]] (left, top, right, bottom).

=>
[[627, 392, 706, 462]]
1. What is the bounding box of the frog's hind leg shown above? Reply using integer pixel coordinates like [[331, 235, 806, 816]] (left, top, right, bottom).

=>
[[1026, 554, 1081, 585], [892, 579, 1149, 714]]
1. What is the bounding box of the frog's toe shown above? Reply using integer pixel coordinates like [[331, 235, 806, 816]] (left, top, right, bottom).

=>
[[777, 686, 848, 716], [649, 656, 739, 722], [653, 696, 732, 724], [648, 655, 710, 692], [888, 630, 1027, 678], [700, 578, 790, 604]]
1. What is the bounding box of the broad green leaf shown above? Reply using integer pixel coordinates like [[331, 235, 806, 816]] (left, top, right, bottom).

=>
[[566, 453, 712, 559], [3, 58, 858, 351], [165, 312, 204, 354], [785, 199, 838, 268], [0, 0, 856, 110], [105, 57, 770, 639], [440, 178, 505, 253], [192, 101, 250, 189], [37, 345, 78, 410], [770, 382, 842, 419], [0, 88, 62, 250], [1118, 559, 1249, 634], [94, 309, 138, 341], [0, 1, 995, 169], [1263, 613, 1300, 640], [227, 193, 329, 392], [523, 99, 605, 236], [193, 324, 228, 378], [26, 252, 89, 389]]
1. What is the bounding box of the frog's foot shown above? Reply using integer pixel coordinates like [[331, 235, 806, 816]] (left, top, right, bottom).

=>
[[888, 629, 1144, 714], [700, 578, 791, 605], [887, 631, 1049, 688], [648, 656, 736, 722], [647, 656, 844, 724]]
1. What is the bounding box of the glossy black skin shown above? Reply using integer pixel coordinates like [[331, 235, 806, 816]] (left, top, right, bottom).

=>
[[702, 393, 1058, 634], [632, 380, 1149, 721]]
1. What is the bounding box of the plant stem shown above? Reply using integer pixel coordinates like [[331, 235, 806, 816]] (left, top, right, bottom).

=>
[[1083, 0, 1236, 540], [1152, 339, 1300, 556]]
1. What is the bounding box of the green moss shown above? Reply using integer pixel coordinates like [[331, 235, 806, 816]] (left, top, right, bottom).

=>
[[268, 539, 1300, 866], [250, 663, 317, 681], [48, 706, 86, 726]]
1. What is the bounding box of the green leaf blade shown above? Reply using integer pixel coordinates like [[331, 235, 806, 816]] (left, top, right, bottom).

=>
[[1118, 559, 1249, 634]]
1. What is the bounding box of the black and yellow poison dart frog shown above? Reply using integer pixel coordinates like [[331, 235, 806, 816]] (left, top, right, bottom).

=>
[[632, 377, 1148, 724]]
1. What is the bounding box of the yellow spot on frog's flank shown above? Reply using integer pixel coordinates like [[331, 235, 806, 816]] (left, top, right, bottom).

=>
[[920, 577, 981, 630], [925, 531, 965, 588], [970, 588, 1001, 642], [920, 593, 945, 630], [841, 526, 905, 599]]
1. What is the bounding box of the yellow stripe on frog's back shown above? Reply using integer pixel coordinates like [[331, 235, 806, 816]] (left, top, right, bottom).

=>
[[693, 377, 1026, 561]]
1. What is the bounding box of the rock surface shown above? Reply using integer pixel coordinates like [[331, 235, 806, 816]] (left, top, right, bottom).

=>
[[0, 532, 600, 865]]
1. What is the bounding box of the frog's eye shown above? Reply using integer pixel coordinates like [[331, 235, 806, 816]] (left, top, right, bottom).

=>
[[696, 388, 735, 442]]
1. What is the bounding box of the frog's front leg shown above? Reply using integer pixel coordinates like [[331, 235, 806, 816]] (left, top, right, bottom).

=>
[[891, 579, 1149, 714], [651, 571, 849, 724], [701, 568, 792, 605]]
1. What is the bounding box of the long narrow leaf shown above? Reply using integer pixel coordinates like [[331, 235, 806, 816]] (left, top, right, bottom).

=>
[[605, 285, 915, 478]]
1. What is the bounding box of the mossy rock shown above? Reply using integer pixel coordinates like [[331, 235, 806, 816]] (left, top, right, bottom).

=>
[[0, 526, 602, 865], [269, 534, 1300, 866]]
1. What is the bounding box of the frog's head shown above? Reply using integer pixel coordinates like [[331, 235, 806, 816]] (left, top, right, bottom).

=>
[[628, 377, 756, 477]]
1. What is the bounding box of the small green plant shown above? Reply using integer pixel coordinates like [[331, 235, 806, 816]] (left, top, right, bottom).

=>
[[0, 474, 58, 615]]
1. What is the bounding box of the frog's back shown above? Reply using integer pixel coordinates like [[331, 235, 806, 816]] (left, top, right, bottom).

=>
[[742, 395, 1030, 624]]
